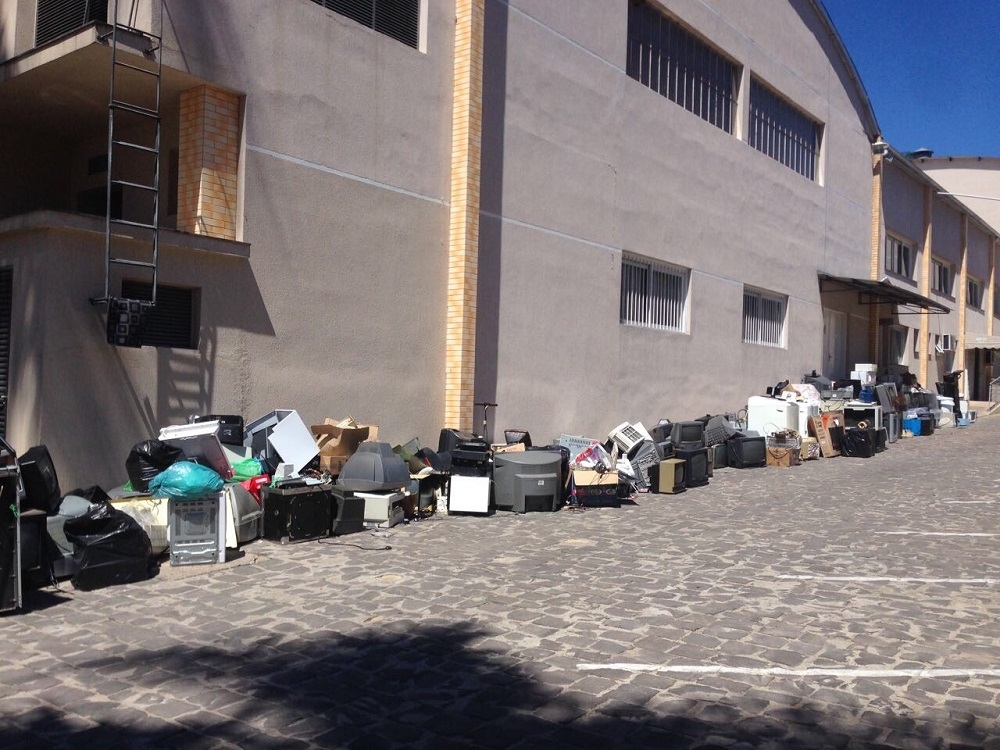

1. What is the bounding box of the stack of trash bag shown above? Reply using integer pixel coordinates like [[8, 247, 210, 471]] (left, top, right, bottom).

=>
[[62, 486, 155, 591]]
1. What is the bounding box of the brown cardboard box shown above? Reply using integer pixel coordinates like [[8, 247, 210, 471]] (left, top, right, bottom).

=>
[[572, 469, 620, 507], [492, 443, 526, 454], [766, 446, 800, 468], [311, 417, 379, 475]]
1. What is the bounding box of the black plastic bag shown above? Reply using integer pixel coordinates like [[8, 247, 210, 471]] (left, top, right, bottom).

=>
[[126, 440, 184, 492], [63, 498, 154, 591]]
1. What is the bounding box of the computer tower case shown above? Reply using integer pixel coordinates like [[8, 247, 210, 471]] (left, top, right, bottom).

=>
[[262, 483, 333, 543]]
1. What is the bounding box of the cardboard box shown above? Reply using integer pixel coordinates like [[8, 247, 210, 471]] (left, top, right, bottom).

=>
[[311, 417, 379, 475], [572, 469, 620, 507], [766, 446, 800, 468]]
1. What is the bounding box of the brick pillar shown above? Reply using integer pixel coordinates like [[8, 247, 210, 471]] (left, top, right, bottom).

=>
[[956, 214, 968, 373], [445, 0, 485, 432], [177, 86, 240, 240], [989, 238, 997, 337], [868, 154, 884, 363], [918, 185, 934, 388]]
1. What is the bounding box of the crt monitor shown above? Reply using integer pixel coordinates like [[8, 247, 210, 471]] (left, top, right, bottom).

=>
[[727, 435, 766, 468], [675, 446, 709, 487], [493, 452, 562, 513], [670, 421, 705, 447], [18, 445, 61, 515]]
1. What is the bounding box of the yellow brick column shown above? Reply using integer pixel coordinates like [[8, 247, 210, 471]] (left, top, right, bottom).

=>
[[989, 238, 997, 337], [177, 86, 240, 240], [445, 0, 485, 431], [956, 214, 968, 373], [918, 185, 934, 387], [868, 153, 884, 363]]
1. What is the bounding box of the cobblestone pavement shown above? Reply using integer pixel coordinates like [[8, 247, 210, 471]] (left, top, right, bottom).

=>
[[4, 416, 1000, 748]]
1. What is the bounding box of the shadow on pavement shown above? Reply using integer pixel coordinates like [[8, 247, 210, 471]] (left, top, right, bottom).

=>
[[0, 620, 992, 748]]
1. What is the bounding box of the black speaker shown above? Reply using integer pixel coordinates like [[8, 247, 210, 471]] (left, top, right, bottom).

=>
[[19, 445, 61, 515]]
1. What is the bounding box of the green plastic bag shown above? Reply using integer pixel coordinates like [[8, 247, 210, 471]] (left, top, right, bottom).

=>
[[230, 457, 265, 482]]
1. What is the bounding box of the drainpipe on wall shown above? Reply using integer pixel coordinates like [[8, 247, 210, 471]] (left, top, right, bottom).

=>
[[445, 0, 486, 432]]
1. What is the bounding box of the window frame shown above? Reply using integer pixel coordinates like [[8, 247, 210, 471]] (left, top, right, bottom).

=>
[[931, 258, 953, 296], [967, 277, 983, 309], [308, 0, 421, 49], [748, 76, 821, 180], [888, 325, 907, 365], [620, 254, 689, 333], [884, 234, 915, 280], [742, 286, 786, 348], [625, 0, 737, 134], [120, 280, 200, 350]]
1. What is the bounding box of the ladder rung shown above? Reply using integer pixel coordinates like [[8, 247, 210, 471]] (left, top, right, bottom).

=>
[[112, 140, 158, 154], [112, 179, 157, 192], [110, 218, 157, 230], [109, 259, 157, 270], [114, 60, 160, 77], [111, 101, 160, 119]]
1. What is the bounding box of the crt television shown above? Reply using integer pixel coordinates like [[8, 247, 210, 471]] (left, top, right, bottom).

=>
[[726, 435, 766, 468], [493, 451, 562, 513], [18, 445, 61, 515], [674, 446, 709, 487], [670, 421, 705, 448]]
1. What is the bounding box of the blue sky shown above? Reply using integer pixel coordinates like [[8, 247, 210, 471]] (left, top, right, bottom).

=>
[[821, 0, 1000, 157]]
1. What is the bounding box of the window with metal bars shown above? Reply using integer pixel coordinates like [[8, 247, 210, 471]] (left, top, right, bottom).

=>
[[742, 287, 785, 347], [620, 256, 688, 332], [625, 0, 736, 133], [309, 0, 420, 49], [748, 77, 820, 180], [121, 281, 199, 349], [35, 0, 108, 47]]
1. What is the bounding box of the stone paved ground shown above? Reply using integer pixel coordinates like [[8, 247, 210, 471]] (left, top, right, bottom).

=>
[[3, 416, 1000, 748]]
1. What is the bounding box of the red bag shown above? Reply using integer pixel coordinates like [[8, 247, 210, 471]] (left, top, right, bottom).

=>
[[240, 474, 270, 505]]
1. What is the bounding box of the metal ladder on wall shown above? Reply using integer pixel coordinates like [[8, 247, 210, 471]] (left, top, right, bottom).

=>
[[93, 0, 162, 347]]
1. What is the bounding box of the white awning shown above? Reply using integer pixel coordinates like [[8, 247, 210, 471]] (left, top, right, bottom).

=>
[[967, 334, 1000, 350]]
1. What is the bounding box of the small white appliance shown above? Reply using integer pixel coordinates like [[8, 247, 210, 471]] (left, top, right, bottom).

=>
[[746, 396, 799, 437]]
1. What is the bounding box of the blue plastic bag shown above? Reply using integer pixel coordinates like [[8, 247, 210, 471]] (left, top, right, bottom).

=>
[[148, 461, 224, 500]]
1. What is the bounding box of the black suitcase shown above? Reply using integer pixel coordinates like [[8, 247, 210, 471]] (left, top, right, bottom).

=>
[[262, 483, 333, 543], [841, 427, 876, 458]]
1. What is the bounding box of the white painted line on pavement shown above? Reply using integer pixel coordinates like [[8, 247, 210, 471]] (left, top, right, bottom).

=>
[[777, 575, 1000, 585], [576, 664, 1000, 678], [874, 531, 999, 537]]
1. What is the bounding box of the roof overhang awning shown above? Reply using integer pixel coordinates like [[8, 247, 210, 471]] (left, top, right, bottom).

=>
[[966, 334, 1000, 350], [818, 273, 949, 314]]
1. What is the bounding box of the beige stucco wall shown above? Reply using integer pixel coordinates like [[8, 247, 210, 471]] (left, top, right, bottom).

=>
[[477, 0, 875, 440], [0, 1, 456, 488], [918, 157, 1000, 235]]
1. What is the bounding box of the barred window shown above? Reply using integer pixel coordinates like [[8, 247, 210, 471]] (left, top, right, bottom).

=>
[[620, 256, 688, 332], [749, 78, 820, 180], [742, 287, 786, 347], [309, 0, 420, 49], [932, 259, 953, 295], [885, 235, 914, 279], [121, 281, 199, 349], [626, 0, 736, 133]]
